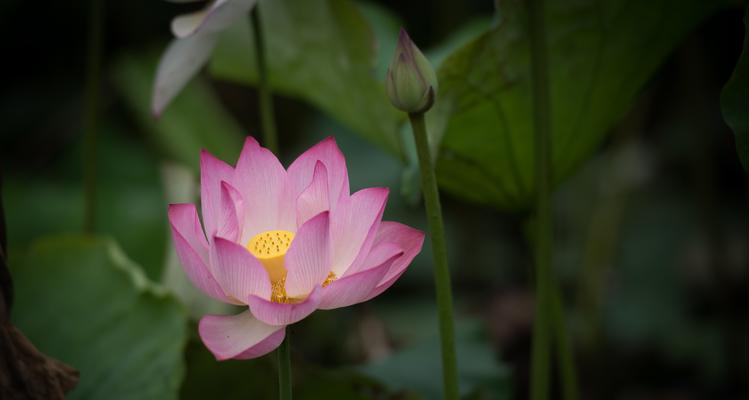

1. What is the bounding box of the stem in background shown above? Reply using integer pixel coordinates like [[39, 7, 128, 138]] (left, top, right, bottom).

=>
[[527, 0, 578, 399], [527, 0, 580, 396], [250, 7, 279, 155], [83, 0, 103, 234], [551, 282, 580, 400], [277, 333, 292, 400], [528, 0, 552, 398], [408, 112, 460, 400]]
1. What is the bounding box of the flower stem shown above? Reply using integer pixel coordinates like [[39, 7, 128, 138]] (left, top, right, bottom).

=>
[[249, 7, 279, 155], [83, 0, 103, 234], [277, 331, 292, 400], [407, 112, 460, 400], [527, 0, 579, 399]]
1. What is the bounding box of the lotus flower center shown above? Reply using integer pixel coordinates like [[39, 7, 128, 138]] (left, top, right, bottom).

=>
[[246, 230, 298, 303], [247, 230, 294, 283]]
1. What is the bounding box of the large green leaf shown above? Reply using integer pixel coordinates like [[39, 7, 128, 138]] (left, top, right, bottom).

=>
[[209, 0, 403, 156], [4, 124, 168, 279], [11, 235, 188, 400], [721, 4, 749, 172], [433, 0, 727, 209], [113, 52, 245, 172]]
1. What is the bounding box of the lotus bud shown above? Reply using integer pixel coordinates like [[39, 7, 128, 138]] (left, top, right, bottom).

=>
[[386, 28, 438, 114]]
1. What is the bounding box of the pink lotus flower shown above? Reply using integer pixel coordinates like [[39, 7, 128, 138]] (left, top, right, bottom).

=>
[[168, 137, 424, 360]]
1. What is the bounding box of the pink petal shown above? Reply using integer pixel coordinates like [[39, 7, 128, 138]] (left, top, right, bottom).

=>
[[364, 222, 425, 301], [284, 212, 331, 298], [216, 181, 242, 241], [211, 237, 272, 303], [200, 150, 235, 240], [296, 161, 330, 226], [341, 206, 386, 277], [232, 137, 293, 242], [329, 187, 389, 276], [247, 286, 322, 326], [318, 245, 402, 310], [168, 203, 230, 303], [198, 310, 285, 361], [373, 222, 425, 283], [233, 328, 285, 359], [152, 33, 217, 117], [287, 137, 349, 211], [168, 203, 208, 255]]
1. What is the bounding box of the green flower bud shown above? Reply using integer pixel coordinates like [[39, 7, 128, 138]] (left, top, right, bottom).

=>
[[386, 28, 438, 114]]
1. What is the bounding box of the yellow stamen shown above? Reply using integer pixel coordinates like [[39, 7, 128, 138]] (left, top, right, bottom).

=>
[[271, 277, 291, 303], [322, 271, 337, 288], [247, 230, 298, 303]]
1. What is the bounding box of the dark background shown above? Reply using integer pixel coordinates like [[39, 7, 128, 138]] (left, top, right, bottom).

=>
[[1, 0, 748, 399]]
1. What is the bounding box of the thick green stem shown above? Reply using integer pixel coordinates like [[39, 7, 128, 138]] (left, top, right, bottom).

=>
[[408, 112, 460, 400], [250, 7, 279, 155], [527, 1, 578, 399], [277, 333, 292, 400], [83, 0, 103, 234]]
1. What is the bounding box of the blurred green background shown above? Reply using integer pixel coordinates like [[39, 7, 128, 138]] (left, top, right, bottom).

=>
[[2, 0, 749, 399]]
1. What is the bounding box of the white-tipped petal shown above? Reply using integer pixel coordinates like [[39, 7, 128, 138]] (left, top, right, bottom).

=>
[[152, 32, 217, 116], [171, 9, 210, 38]]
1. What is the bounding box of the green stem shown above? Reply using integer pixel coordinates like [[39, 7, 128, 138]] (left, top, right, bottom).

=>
[[528, 0, 552, 398], [278, 332, 292, 400], [250, 7, 279, 155], [408, 112, 460, 400], [551, 283, 580, 400], [83, 0, 103, 234], [527, 1, 578, 399]]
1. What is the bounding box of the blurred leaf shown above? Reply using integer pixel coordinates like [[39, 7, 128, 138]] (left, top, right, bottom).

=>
[[433, 0, 727, 209], [604, 196, 693, 345], [362, 311, 510, 400], [293, 365, 384, 400], [602, 191, 728, 378], [425, 18, 493, 68], [4, 124, 167, 279], [182, 337, 384, 400], [209, 0, 403, 156], [181, 341, 277, 400], [355, 1, 401, 81], [113, 52, 244, 172], [11, 235, 188, 400], [721, 4, 749, 172], [361, 296, 511, 399]]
